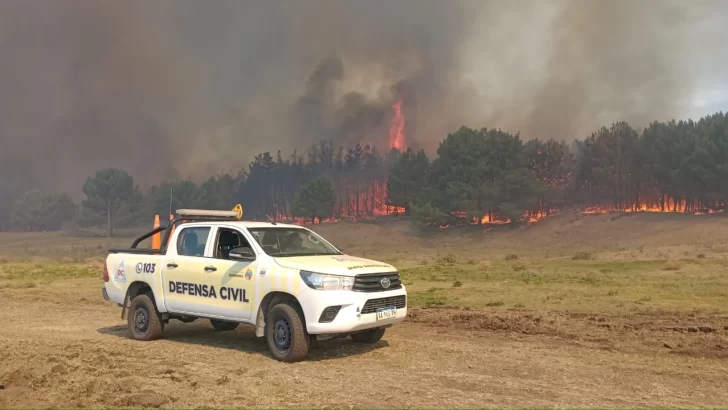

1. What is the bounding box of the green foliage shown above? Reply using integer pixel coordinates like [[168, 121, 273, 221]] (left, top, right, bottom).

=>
[[9, 190, 76, 231], [524, 138, 573, 209], [410, 202, 449, 227], [386, 148, 430, 214], [292, 176, 336, 223], [414, 126, 545, 225], [80, 168, 134, 237]]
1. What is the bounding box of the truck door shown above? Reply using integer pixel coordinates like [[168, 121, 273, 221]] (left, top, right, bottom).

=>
[[163, 225, 215, 313], [193, 225, 257, 321]]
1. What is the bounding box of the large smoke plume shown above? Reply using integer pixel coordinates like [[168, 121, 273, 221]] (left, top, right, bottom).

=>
[[0, 0, 726, 202]]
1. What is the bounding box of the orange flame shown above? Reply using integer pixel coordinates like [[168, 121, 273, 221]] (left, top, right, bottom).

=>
[[270, 99, 410, 226], [582, 196, 726, 215], [389, 100, 405, 150], [432, 208, 559, 229]]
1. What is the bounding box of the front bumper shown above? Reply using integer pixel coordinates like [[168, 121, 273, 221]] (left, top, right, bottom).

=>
[[301, 286, 408, 334]]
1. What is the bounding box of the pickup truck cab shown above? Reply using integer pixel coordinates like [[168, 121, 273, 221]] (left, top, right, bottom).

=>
[[102, 207, 407, 362]]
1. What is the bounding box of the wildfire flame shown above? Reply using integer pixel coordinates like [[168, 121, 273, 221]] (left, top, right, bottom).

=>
[[430, 208, 558, 229], [272, 100, 409, 226], [389, 100, 406, 151], [582, 196, 727, 215]]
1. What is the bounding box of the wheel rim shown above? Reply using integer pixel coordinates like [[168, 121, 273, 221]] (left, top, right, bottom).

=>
[[134, 306, 150, 334], [273, 316, 292, 352]]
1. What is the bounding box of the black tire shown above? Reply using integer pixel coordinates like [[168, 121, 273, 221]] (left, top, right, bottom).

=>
[[265, 302, 310, 362], [210, 319, 239, 331], [351, 328, 385, 344], [127, 293, 164, 341]]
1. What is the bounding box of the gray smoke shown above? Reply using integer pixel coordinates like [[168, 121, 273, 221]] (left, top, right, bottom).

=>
[[480, 0, 728, 139], [0, 0, 726, 203]]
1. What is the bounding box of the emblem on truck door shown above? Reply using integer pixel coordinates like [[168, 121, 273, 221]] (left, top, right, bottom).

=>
[[115, 260, 127, 283], [380, 277, 391, 289]]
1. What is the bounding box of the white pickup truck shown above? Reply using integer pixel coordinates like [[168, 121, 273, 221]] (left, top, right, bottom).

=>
[[102, 207, 407, 362]]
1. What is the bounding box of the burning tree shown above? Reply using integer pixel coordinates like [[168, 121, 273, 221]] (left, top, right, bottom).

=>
[[574, 114, 728, 214]]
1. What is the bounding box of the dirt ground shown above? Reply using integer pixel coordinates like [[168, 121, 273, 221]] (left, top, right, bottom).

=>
[[1, 278, 727, 409]]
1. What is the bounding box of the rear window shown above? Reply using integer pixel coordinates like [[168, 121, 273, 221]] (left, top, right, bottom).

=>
[[176, 226, 211, 256]]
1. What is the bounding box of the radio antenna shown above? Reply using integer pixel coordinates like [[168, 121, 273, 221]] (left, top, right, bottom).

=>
[[265, 214, 277, 225]]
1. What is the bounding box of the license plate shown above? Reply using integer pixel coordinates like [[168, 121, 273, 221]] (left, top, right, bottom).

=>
[[376, 306, 396, 320]]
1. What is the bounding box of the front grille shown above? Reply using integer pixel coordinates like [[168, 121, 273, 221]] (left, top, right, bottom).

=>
[[352, 272, 402, 292], [361, 295, 407, 314]]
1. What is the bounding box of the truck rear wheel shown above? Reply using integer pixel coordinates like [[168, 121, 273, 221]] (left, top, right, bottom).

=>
[[128, 293, 164, 341], [351, 328, 385, 344], [265, 302, 309, 362], [210, 319, 239, 331]]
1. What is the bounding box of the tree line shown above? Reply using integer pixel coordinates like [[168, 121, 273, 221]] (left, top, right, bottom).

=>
[[4, 111, 728, 235]]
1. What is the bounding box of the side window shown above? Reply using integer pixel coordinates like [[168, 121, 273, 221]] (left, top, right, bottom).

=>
[[214, 228, 253, 260], [176, 227, 211, 257]]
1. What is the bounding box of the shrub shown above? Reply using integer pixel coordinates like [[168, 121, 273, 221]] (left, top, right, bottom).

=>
[[572, 251, 592, 260], [438, 251, 458, 264]]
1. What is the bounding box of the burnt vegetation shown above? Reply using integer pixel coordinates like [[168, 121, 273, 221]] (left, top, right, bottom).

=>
[[3, 111, 728, 235]]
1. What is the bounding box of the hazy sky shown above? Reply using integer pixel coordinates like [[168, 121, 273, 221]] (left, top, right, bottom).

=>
[[1, 0, 728, 199]]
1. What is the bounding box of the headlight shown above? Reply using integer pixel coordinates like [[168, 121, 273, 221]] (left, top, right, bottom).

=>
[[299, 271, 353, 291]]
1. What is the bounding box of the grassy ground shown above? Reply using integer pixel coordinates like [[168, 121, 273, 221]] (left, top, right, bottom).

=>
[[398, 256, 728, 314], [2, 212, 728, 316], [4, 252, 724, 316]]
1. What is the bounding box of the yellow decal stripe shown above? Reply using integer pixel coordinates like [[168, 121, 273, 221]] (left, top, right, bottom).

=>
[[291, 268, 300, 296]]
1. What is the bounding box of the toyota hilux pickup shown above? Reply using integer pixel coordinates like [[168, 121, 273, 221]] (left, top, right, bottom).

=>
[[102, 206, 407, 362]]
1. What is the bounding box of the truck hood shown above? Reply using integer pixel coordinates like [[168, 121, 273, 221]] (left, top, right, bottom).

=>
[[272, 254, 395, 276]]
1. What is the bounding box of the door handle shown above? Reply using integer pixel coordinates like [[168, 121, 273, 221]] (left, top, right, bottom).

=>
[[167, 262, 178, 268], [204, 265, 217, 272]]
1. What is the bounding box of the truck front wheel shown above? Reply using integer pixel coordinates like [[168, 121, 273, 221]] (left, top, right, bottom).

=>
[[265, 303, 309, 362], [128, 293, 164, 341]]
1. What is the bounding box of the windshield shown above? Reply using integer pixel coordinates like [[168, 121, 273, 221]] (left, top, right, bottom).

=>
[[247, 227, 341, 257]]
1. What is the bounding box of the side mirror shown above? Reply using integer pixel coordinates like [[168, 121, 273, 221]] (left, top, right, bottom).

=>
[[229, 246, 256, 261]]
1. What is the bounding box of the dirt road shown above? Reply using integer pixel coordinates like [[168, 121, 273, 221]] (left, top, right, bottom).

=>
[[1, 279, 727, 408]]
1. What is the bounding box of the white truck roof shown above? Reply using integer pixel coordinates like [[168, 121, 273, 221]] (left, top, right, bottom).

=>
[[174, 206, 305, 229], [179, 220, 304, 229]]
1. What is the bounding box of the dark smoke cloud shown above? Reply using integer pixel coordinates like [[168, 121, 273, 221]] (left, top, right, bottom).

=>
[[0, 0, 209, 197], [0, 0, 726, 203]]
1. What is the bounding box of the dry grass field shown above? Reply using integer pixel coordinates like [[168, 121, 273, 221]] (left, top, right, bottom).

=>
[[1, 210, 727, 408]]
